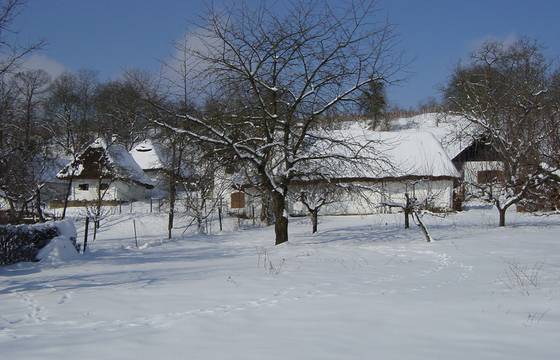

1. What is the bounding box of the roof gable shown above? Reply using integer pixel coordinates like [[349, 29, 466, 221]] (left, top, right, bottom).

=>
[[57, 138, 154, 188]]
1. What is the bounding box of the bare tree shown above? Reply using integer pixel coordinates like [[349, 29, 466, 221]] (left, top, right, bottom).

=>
[[181, 155, 229, 234], [13, 70, 50, 144], [44, 70, 99, 219], [134, 49, 198, 239], [0, 74, 16, 162], [85, 168, 116, 241], [162, 129, 190, 240], [150, 0, 403, 245], [95, 75, 152, 151], [0, 0, 44, 176], [292, 182, 342, 233], [0, 0, 45, 76], [380, 180, 447, 242], [444, 38, 558, 226], [541, 68, 560, 177], [0, 69, 53, 222]]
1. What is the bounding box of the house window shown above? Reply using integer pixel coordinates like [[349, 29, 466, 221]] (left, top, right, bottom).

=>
[[99, 183, 109, 190], [78, 184, 89, 191], [477, 170, 504, 184], [230, 192, 245, 209]]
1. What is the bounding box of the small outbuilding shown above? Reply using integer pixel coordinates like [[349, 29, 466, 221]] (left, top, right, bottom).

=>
[[130, 139, 194, 198]]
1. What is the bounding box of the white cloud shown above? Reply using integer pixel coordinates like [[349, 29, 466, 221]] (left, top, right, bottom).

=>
[[160, 27, 222, 100], [21, 54, 66, 79], [164, 28, 218, 76]]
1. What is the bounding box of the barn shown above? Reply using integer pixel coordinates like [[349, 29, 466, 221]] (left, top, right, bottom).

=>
[[390, 113, 504, 204], [287, 129, 461, 216], [57, 138, 154, 202]]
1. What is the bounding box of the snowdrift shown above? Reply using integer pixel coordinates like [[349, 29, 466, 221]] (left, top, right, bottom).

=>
[[0, 220, 78, 265]]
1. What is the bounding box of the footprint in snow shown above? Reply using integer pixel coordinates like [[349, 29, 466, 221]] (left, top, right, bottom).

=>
[[15, 293, 47, 323], [58, 292, 73, 305]]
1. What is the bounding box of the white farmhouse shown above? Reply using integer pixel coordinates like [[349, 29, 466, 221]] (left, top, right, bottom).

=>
[[57, 139, 154, 202]]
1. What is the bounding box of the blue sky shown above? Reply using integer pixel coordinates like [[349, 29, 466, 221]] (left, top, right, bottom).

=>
[[12, 0, 560, 108]]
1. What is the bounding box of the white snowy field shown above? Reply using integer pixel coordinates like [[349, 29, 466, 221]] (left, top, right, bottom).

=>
[[1, 206, 560, 359]]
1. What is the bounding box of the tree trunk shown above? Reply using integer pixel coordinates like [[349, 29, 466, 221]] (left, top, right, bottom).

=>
[[94, 178, 102, 241], [83, 216, 90, 253], [218, 198, 223, 232], [35, 187, 45, 222], [271, 190, 288, 245], [413, 211, 432, 243], [197, 217, 204, 234], [498, 207, 506, 227], [61, 175, 74, 219], [404, 193, 411, 229], [311, 210, 318, 234], [404, 209, 410, 229], [168, 198, 175, 239], [260, 191, 274, 226]]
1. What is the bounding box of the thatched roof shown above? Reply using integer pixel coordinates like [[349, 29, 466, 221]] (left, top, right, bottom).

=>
[[57, 138, 154, 188], [297, 127, 460, 182]]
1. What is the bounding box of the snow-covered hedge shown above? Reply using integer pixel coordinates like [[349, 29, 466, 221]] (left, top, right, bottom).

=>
[[0, 220, 78, 265]]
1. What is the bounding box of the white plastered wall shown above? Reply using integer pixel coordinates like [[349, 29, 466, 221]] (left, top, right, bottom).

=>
[[71, 180, 147, 201], [288, 179, 455, 216]]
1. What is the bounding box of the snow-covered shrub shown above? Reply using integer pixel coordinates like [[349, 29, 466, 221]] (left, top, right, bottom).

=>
[[0, 220, 77, 265]]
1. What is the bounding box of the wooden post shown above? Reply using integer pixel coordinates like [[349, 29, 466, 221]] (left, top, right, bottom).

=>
[[133, 219, 138, 248], [119, 202, 122, 214], [150, 198, 153, 213], [83, 217, 90, 253], [130, 202, 133, 213]]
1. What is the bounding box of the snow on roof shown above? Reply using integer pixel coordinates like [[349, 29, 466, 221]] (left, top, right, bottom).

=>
[[300, 125, 460, 181], [378, 131, 460, 178], [57, 138, 154, 188], [388, 113, 480, 160], [130, 139, 193, 179], [130, 139, 165, 171]]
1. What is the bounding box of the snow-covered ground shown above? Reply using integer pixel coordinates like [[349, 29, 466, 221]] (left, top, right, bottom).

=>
[[1, 206, 560, 359]]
